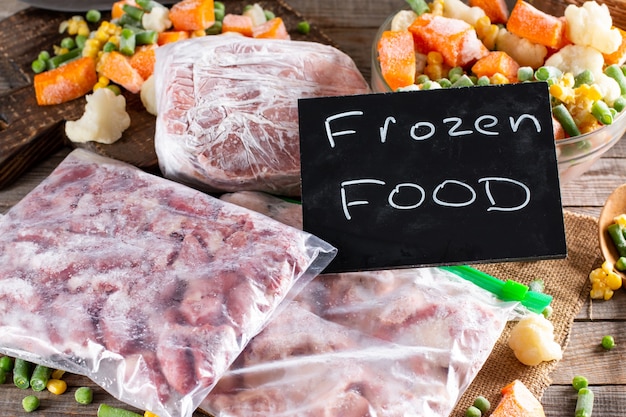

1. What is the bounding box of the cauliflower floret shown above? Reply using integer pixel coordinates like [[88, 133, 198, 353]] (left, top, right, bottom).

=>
[[391, 10, 418, 32], [564, 1, 621, 55], [508, 313, 563, 366], [545, 44, 605, 79], [495, 27, 548, 69], [442, 0, 485, 26], [140, 75, 157, 116], [142, 3, 172, 33], [243, 3, 267, 26], [65, 88, 131, 144], [594, 73, 622, 105]]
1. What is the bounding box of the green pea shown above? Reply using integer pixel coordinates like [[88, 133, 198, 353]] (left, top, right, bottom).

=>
[[31, 59, 47, 74], [473, 396, 491, 414], [22, 395, 40, 412], [75, 386, 93, 405], [86, 9, 101, 23], [264, 10, 276, 20], [572, 375, 589, 391], [75, 34, 88, 49], [60, 36, 76, 50], [297, 21, 310, 35], [206, 21, 223, 35], [601, 335, 615, 350], [37, 50, 50, 61], [465, 405, 482, 417]]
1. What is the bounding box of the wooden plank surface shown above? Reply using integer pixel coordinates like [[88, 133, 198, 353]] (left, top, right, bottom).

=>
[[2, 0, 626, 416]]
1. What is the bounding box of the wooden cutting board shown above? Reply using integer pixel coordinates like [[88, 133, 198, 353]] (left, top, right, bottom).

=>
[[0, 1, 335, 189]]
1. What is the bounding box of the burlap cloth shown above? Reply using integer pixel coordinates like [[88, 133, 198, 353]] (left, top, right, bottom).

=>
[[451, 210, 600, 416]]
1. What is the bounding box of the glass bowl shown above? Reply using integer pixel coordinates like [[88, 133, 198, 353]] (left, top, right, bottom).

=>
[[371, 11, 626, 184]]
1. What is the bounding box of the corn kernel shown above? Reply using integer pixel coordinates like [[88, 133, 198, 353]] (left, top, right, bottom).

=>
[[50, 369, 65, 380], [490, 73, 510, 85], [474, 15, 491, 38], [614, 214, 626, 227], [191, 29, 206, 38], [429, 0, 444, 15], [144, 411, 160, 417], [427, 51, 443, 65], [46, 379, 67, 395], [77, 23, 90, 37], [424, 64, 443, 81], [98, 76, 110, 86], [606, 272, 622, 290]]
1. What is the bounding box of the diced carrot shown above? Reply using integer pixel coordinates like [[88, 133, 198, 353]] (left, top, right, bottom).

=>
[[490, 380, 546, 417], [471, 51, 520, 82], [111, 0, 136, 20], [169, 0, 215, 31], [553, 115, 565, 140], [377, 30, 416, 91], [222, 14, 254, 37], [252, 17, 290, 40], [34, 56, 97, 106], [408, 13, 489, 68], [506, 0, 566, 49], [469, 0, 509, 24], [604, 27, 626, 66], [157, 30, 190, 45], [130, 44, 157, 80], [98, 51, 144, 94]]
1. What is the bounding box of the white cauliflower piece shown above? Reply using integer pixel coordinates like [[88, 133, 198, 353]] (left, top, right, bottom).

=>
[[495, 27, 548, 69], [443, 0, 485, 26], [564, 1, 621, 54], [391, 10, 417, 32], [243, 3, 267, 26], [140, 74, 157, 116], [65, 88, 131, 144], [142, 3, 172, 33], [508, 313, 562, 366], [594, 73, 622, 105], [545, 44, 605, 79]]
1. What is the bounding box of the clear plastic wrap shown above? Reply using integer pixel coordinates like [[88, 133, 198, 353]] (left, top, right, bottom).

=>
[[154, 35, 371, 196], [201, 267, 523, 417], [0, 149, 336, 417]]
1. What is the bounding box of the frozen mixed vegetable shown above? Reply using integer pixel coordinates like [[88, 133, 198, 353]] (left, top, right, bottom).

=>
[[377, 0, 626, 138]]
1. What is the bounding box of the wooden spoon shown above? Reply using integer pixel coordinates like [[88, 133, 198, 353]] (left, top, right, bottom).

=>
[[598, 183, 626, 276]]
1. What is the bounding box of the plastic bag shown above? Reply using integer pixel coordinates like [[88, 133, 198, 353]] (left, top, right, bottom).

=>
[[154, 35, 371, 196], [201, 266, 524, 417], [0, 149, 336, 417]]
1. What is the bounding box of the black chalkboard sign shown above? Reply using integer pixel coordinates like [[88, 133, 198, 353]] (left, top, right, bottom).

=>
[[298, 82, 567, 273]]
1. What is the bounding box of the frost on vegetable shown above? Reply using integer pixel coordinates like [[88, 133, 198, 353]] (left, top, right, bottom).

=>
[[564, 1, 621, 55], [142, 3, 172, 33], [508, 313, 563, 366], [495, 27, 547, 69], [545, 45, 605, 80], [65, 88, 131, 144]]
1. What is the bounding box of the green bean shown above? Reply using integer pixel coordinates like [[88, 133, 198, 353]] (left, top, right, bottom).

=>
[[136, 0, 155, 11], [122, 4, 144, 22], [97, 403, 143, 417], [30, 364, 53, 392], [214, 7, 225, 21], [552, 104, 581, 137], [601, 335, 615, 350], [572, 375, 589, 391], [75, 386, 94, 404], [119, 28, 136, 56], [46, 47, 82, 70], [22, 395, 40, 412], [297, 21, 310, 35], [574, 69, 594, 87], [103, 41, 117, 52], [205, 21, 223, 35], [591, 100, 613, 125], [13, 359, 32, 390], [605, 64, 626, 95], [86, 9, 101, 23], [517, 66, 534, 82], [135, 30, 158, 45], [608, 223, 626, 257], [0, 368, 6, 384], [406, 0, 430, 15], [614, 95, 626, 113], [451, 74, 474, 88], [575, 387, 594, 417], [117, 13, 141, 28], [0, 356, 14, 372]]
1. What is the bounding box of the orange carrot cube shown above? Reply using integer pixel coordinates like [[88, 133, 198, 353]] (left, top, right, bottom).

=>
[[111, 0, 136, 20], [157, 30, 190, 45], [98, 51, 145, 94], [130, 45, 157, 80], [506, 0, 566, 49], [222, 14, 254, 37], [252, 17, 290, 40], [169, 0, 215, 31], [469, 0, 509, 24], [408, 14, 489, 68], [471, 51, 520, 81], [34, 57, 98, 106], [377, 30, 416, 91]]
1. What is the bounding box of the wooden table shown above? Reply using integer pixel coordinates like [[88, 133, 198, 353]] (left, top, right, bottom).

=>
[[2, 0, 626, 416]]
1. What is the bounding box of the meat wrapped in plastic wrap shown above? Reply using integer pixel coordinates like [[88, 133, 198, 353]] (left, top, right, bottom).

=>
[[0, 149, 336, 417], [154, 35, 371, 196]]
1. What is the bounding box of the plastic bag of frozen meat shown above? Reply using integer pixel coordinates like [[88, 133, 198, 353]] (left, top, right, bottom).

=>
[[153, 34, 371, 197], [200, 266, 543, 417], [0, 149, 336, 417]]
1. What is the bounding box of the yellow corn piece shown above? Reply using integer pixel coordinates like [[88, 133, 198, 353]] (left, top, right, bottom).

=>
[[429, 0, 444, 16], [426, 51, 443, 65], [191, 29, 206, 38], [46, 379, 68, 395], [561, 72, 575, 88], [77, 22, 90, 37], [614, 214, 626, 227], [490, 73, 510, 85], [53, 45, 70, 56], [50, 369, 65, 380], [589, 261, 623, 300], [144, 411, 160, 417], [575, 83, 603, 101]]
